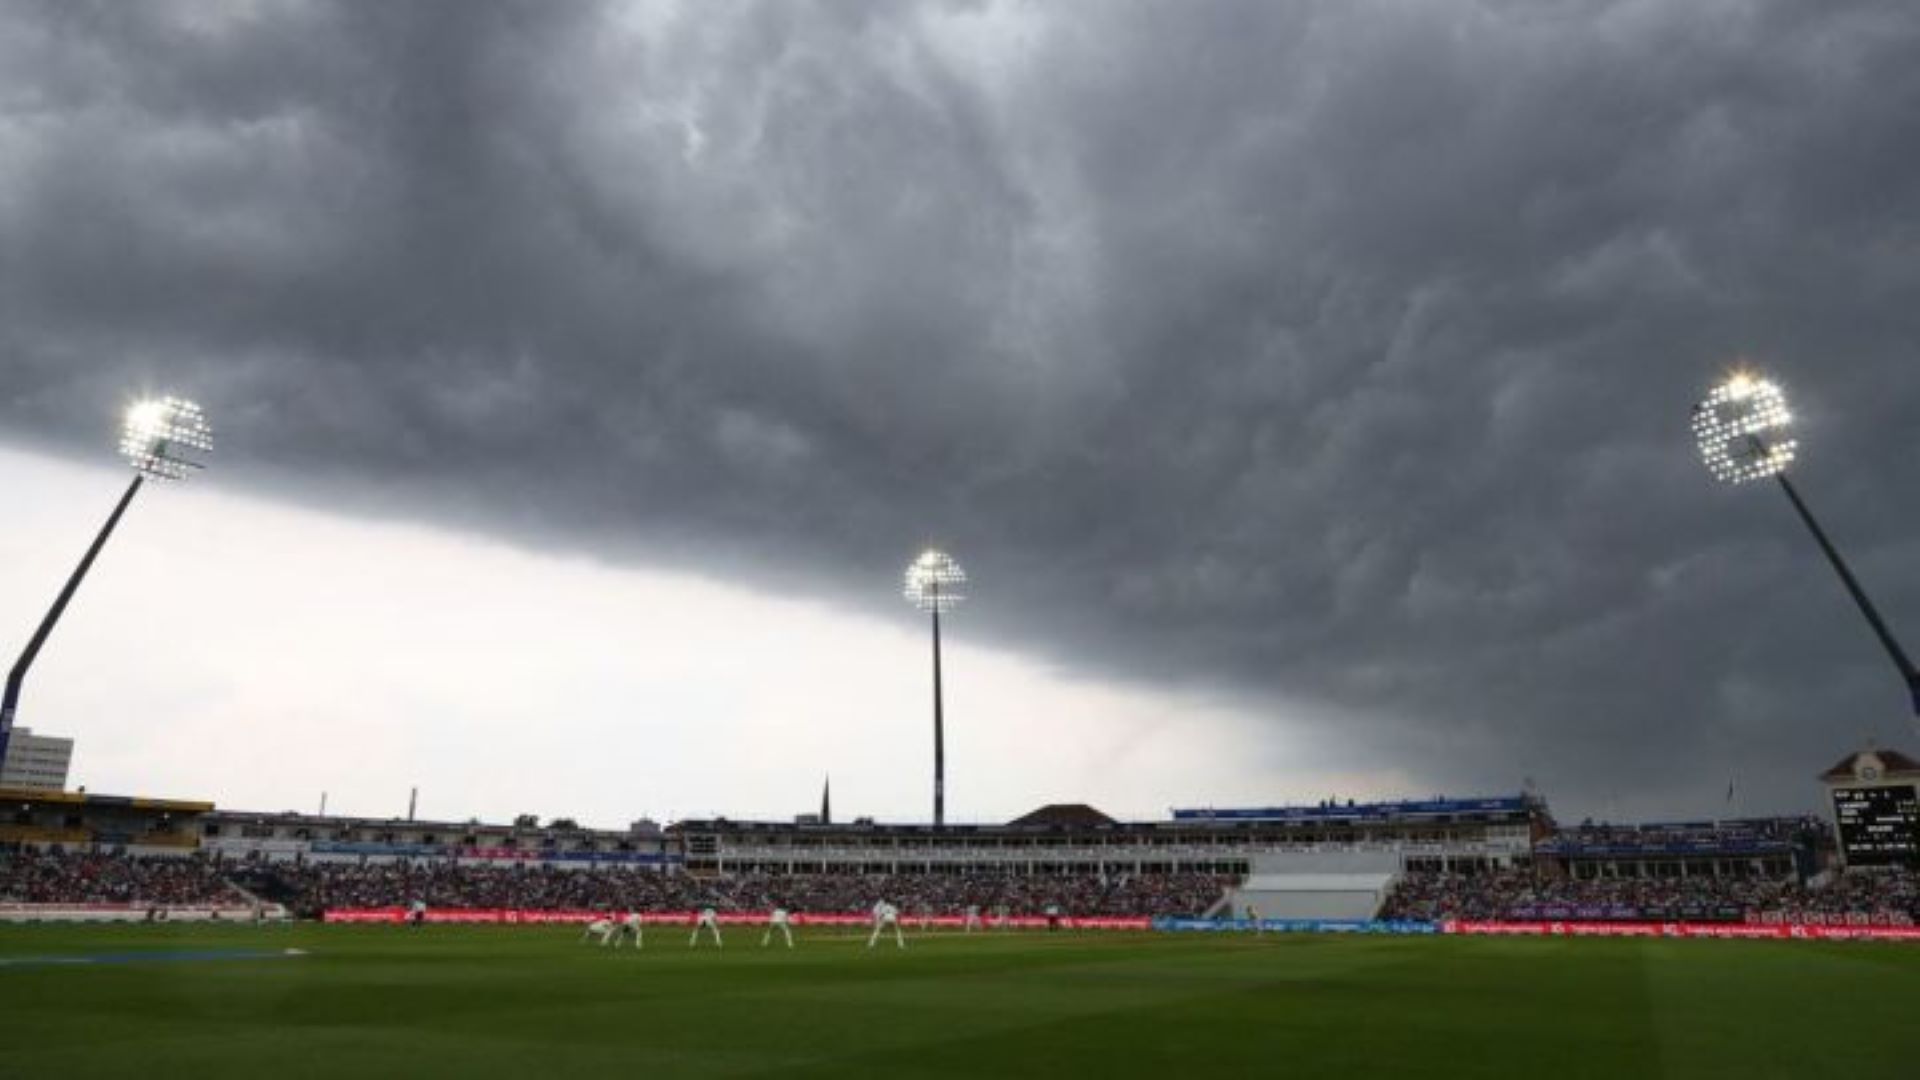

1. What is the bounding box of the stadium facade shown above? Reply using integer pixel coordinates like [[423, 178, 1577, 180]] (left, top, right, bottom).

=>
[[5, 742, 1913, 886], [8, 787, 1831, 887], [198, 809, 674, 866], [674, 796, 1540, 882], [0, 726, 73, 791]]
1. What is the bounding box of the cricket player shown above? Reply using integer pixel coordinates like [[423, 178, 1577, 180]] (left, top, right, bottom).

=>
[[1246, 903, 1263, 936], [581, 916, 616, 945], [611, 911, 644, 949], [867, 899, 906, 949], [762, 907, 794, 949], [406, 899, 428, 928], [963, 904, 983, 933], [689, 906, 724, 948]]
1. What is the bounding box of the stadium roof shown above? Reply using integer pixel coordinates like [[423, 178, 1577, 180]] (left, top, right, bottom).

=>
[[1819, 748, 1920, 783], [1170, 795, 1533, 823], [1007, 804, 1117, 828], [0, 787, 213, 813]]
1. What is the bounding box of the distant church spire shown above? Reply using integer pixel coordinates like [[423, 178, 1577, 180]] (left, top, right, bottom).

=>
[[821, 775, 832, 825]]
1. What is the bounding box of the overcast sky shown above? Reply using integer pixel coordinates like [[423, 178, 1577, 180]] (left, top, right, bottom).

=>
[[3, 0, 1919, 828]]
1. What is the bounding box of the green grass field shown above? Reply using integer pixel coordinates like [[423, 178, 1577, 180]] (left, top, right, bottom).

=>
[[1, 924, 1916, 1078]]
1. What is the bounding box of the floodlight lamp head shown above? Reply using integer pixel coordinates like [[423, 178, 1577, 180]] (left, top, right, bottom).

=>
[[120, 396, 213, 482], [903, 548, 967, 613], [1692, 373, 1795, 484]]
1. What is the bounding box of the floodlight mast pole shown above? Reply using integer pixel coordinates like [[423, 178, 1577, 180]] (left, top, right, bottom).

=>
[[1701, 376, 1920, 718], [931, 578, 945, 828], [0, 475, 145, 767], [1, 396, 210, 768], [905, 550, 963, 827], [1770, 467, 1920, 714]]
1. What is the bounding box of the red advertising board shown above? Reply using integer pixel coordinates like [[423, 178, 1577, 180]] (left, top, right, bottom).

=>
[[1442, 919, 1920, 942], [322, 907, 1151, 930]]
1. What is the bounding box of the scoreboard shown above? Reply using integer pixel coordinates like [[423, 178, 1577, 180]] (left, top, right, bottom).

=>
[[1831, 784, 1920, 867]]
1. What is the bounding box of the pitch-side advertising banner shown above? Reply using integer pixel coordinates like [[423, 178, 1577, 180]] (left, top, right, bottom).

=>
[[0, 902, 280, 923], [323, 908, 1151, 929], [1153, 917, 1439, 934], [1441, 919, 1920, 941], [1151, 917, 1920, 942], [319, 911, 1920, 940]]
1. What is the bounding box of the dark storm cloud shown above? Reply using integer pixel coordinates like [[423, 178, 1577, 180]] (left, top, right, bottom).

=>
[[4, 0, 1920, 818]]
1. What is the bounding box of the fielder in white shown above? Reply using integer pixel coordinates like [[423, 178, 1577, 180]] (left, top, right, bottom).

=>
[[761, 907, 794, 949], [963, 904, 983, 934], [580, 917, 616, 945], [610, 911, 644, 949], [689, 906, 724, 948], [867, 899, 906, 949]]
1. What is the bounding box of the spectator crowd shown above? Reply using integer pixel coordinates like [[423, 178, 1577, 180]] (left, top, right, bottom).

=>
[[0, 851, 241, 906], [1535, 816, 1828, 854], [10, 848, 1916, 926], [1380, 867, 1919, 923], [225, 860, 1232, 919]]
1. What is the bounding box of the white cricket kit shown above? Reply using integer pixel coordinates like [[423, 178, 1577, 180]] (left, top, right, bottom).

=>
[[963, 906, 982, 933], [690, 907, 724, 948], [762, 908, 794, 948], [581, 918, 615, 944], [867, 901, 906, 949], [612, 912, 644, 949]]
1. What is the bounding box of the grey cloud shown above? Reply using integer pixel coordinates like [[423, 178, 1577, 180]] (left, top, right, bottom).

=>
[[4, 0, 1920, 820]]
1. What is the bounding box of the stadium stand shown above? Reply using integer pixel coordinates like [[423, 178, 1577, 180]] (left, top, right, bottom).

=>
[[6, 766, 1911, 927], [1378, 866, 1919, 925], [225, 860, 1231, 919], [2, 787, 212, 853], [0, 850, 241, 905]]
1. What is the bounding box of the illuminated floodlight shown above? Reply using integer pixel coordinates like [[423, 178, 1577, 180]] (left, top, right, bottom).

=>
[[902, 547, 967, 826], [1691, 373, 1796, 484], [1690, 370, 1920, 718], [119, 396, 213, 481], [4, 392, 216, 769], [903, 549, 967, 613]]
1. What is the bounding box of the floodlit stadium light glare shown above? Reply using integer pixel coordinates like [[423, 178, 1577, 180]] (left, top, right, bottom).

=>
[[903, 548, 967, 613], [1691, 370, 1920, 716], [2, 394, 215, 769], [1692, 373, 1796, 484], [120, 396, 214, 481], [903, 548, 967, 827]]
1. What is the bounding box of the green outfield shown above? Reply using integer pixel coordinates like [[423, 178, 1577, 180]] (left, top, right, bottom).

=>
[[0, 924, 1915, 1078]]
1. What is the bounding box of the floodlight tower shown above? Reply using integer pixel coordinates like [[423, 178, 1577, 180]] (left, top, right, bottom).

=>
[[1692, 372, 1920, 715], [0, 397, 212, 766], [903, 549, 966, 826]]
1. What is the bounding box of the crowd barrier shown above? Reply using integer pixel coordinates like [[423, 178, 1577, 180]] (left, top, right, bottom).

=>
[[1441, 919, 1920, 941], [322, 908, 1152, 929], [1155, 917, 1439, 934], [1154, 916, 1920, 942], [312, 911, 1920, 940], [0, 902, 284, 924]]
